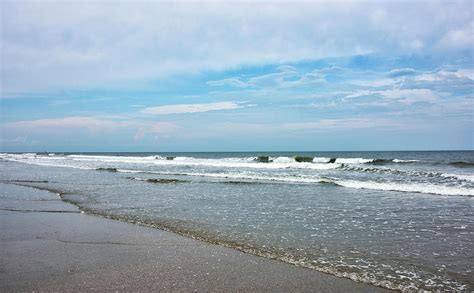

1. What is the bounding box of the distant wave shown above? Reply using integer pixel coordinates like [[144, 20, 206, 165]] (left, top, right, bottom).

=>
[[4, 153, 468, 168], [449, 161, 474, 168], [69, 154, 416, 167], [1, 153, 472, 176], [61, 154, 437, 167]]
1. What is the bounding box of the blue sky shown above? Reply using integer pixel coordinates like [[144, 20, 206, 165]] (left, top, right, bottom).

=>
[[0, 1, 473, 151]]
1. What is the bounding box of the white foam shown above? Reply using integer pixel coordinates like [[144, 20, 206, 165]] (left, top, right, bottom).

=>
[[67, 154, 162, 163], [312, 157, 331, 163], [393, 159, 419, 163], [335, 180, 474, 196], [4, 153, 427, 170], [441, 173, 474, 182], [117, 169, 143, 173], [137, 170, 333, 184], [173, 156, 192, 161], [151, 159, 342, 170], [335, 158, 374, 164], [37, 156, 67, 160], [2, 153, 344, 171], [272, 156, 294, 163], [6, 153, 37, 159]]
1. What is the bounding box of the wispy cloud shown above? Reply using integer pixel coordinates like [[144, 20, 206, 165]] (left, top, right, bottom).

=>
[[206, 78, 249, 88], [280, 118, 392, 130], [414, 69, 474, 82], [208, 117, 411, 135], [0, 136, 28, 144], [386, 68, 418, 78], [5, 117, 133, 132], [345, 89, 438, 105], [133, 122, 179, 141], [207, 66, 326, 89], [3, 116, 179, 141], [141, 101, 247, 115]]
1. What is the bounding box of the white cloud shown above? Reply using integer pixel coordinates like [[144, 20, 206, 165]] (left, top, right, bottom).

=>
[[345, 90, 378, 99], [348, 68, 474, 92], [206, 78, 249, 88], [350, 79, 399, 87], [1, 1, 472, 93], [5, 116, 129, 131], [415, 69, 474, 82], [381, 89, 438, 104], [281, 119, 384, 130], [248, 69, 300, 87], [438, 21, 474, 50], [133, 122, 180, 141], [345, 89, 438, 105], [386, 68, 418, 77], [3, 116, 179, 139], [141, 101, 245, 115], [208, 66, 326, 89], [0, 136, 27, 144], [210, 118, 404, 135], [4, 116, 132, 131]]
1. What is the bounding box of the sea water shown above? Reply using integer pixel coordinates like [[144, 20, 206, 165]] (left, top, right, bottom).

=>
[[0, 151, 472, 291]]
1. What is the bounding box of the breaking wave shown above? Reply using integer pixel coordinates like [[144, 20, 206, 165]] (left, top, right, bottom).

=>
[[449, 161, 474, 168], [1, 153, 473, 196], [2, 153, 470, 168], [116, 169, 474, 196], [334, 180, 474, 196]]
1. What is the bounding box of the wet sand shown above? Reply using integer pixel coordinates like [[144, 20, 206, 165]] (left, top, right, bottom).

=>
[[0, 183, 391, 292]]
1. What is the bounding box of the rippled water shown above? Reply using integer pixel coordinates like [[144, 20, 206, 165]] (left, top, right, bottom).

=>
[[0, 151, 473, 291]]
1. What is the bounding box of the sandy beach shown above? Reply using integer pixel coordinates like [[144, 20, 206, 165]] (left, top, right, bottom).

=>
[[2, 0, 473, 290], [0, 182, 390, 292]]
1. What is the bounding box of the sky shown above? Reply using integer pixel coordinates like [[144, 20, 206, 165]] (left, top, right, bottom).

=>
[[0, 0, 473, 152]]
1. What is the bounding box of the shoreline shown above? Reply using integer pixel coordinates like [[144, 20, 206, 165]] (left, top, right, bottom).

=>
[[0, 182, 392, 292]]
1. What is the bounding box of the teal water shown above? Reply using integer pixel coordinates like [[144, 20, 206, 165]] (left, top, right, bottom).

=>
[[1, 151, 473, 291]]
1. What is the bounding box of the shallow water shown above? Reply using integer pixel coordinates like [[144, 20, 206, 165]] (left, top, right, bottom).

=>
[[1, 151, 473, 291]]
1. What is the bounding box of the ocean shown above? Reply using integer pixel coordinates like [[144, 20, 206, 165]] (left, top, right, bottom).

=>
[[0, 151, 473, 291]]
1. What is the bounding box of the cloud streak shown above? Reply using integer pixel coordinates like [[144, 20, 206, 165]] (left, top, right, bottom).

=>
[[345, 89, 438, 105], [5, 117, 133, 132], [3, 116, 179, 141], [141, 102, 246, 115], [207, 66, 326, 89]]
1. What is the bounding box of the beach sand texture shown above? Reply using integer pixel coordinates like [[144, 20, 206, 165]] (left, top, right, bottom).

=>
[[0, 183, 390, 292]]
